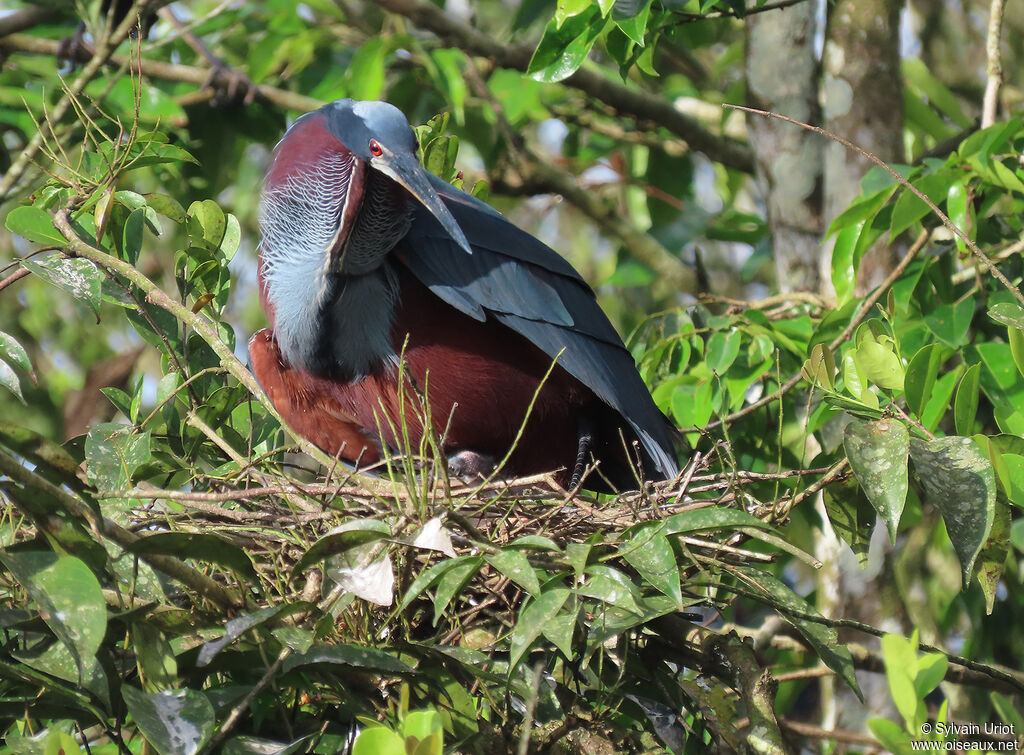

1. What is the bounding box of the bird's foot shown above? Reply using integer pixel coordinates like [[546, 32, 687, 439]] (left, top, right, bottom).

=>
[[569, 420, 596, 490], [447, 450, 496, 481]]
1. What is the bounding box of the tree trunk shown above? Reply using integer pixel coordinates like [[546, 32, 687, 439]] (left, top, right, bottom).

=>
[[745, 0, 825, 294], [822, 0, 904, 294]]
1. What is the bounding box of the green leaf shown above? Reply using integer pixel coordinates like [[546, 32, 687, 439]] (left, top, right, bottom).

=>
[[619, 524, 681, 604], [889, 172, 954, 239], [346, 38, 387, 101], [423, 135, 460, 183], [578, 565, 645, 615], [22, 256, 102, 318], [1007, 326, 1024, 380], [130, 532, 258, 582], [485, 549, 541, 596], [735, 566, 861, 699], [122, 686, 215, 755], [556, 0, 593, 27], [509, 588, 570, 670], [662, 506, 773, 535], [924, 297, 974, 348], [881, 632, 923, 730], [85, 423, 152, 493], [904, 343, 944, 417], [841, 350, 878, 409], [0, 331, 30, 375], [541, 603, 579, 660], [132, 622, 178, 692], [612, 0, 651, 45], [146, 193, 186, 222], [397, 555, 481, 613], [946, 179, 970, 252], [5, 206, 65, 245], [705, 329, 742, 374], [186, 199, 227, 251], [844, 419, 909, 542], [953, 363, 981, 436], [0, 423, 81, 488], [432, 555, 482, 622], [854, 337, 904, 390], [868, 717, 911, 752], [291, 519, 390, 575], [0, 358, 23, 401], [823, 477, 875, 565], [909, 436, 996, 586], [0, 553, 106, 684], [914, 651, 948, 700], [352, 727, 405, 755], [283, 645, 413, 674], [903, 58, 973, 128], [528, 7, 606, 83], [974, 493, 1011, 614], [802, 343, 836, 391], [988, 302, 1024, 330]]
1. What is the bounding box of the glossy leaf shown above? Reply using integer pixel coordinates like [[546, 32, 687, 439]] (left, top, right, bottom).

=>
[[619, 524, 681, 604], [130, 532, 258, 582], [291, 519, 390, 575], [527, 8, 606, 83], [509, 587, 570, 670], [734, 566, 861, 699], [909, 436, 996, 586], [953, 362, 981, 436], [854, 337, 904, 390], [352, 727, 405, 755], [924, 298, 973, 348], [485, 549, 541, 596], [122, 686, 215, 755], [283, 645, 413, 674], [802, 343, 836, 391], [843, 419, 909, 542], [0, 553, 106, 683], [987, 302, 1024, 330], [5, 206, 65, 245], [0, 358, 23, 401], [903, 343, 943, 417], [0, 331, 32, 375], [22, 256, 102, 318], [85, 423, 152, 493]]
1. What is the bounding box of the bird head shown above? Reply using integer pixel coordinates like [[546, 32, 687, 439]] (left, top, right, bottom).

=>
[[260, 99, 471, 280]]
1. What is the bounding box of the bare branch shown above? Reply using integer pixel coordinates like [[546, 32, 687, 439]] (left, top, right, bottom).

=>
[[0, 33, 322, 115], [375, 0, 754, 173]]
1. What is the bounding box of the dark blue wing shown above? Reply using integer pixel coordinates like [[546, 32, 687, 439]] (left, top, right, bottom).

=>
[[400, 174, 680, 479]]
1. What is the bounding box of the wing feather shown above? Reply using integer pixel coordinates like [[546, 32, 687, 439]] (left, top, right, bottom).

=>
[[401, 176, 679, 479]]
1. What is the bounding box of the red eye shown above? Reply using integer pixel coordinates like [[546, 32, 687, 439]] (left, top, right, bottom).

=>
[[369, 140, 383, 157]]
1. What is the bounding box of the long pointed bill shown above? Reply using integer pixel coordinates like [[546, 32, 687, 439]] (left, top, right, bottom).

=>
[[375, 151, 473, 255]]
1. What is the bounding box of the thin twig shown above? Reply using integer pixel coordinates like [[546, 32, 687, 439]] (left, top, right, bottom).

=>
[[0, 1, 161, 200], [726, 105, 1024, 309], [375, 0, 753, 173], [0, 33, 321, 115], [703, 228, 930, 431], [0, 447, 242, 610]]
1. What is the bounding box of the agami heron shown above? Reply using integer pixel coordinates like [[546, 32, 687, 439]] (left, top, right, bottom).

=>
[[249, 99, 679, 489]]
